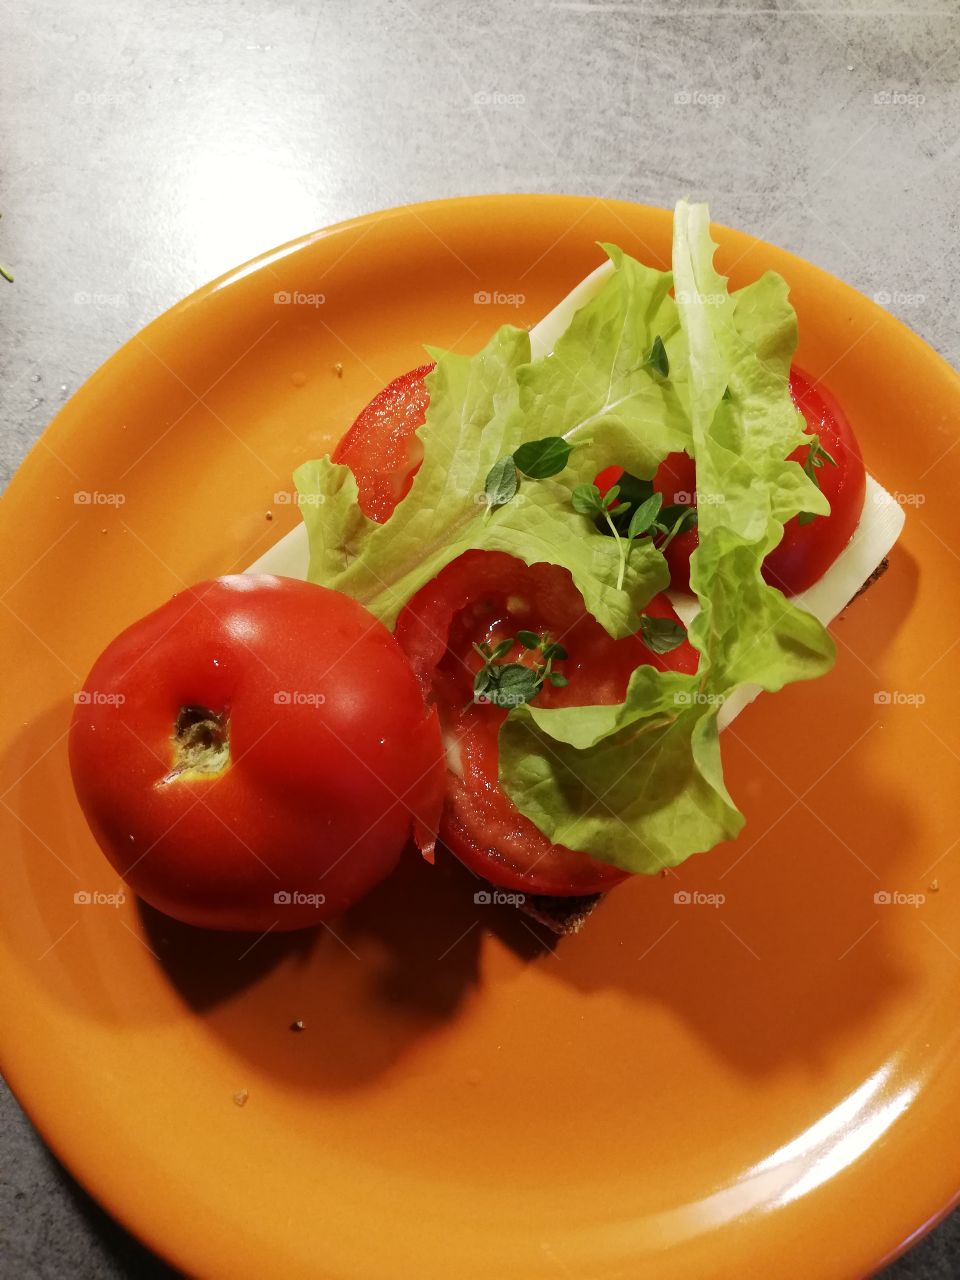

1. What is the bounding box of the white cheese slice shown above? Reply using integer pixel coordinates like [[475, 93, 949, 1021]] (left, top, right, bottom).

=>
[[247, 264, 904, 727], [671, 473, 904, 729]]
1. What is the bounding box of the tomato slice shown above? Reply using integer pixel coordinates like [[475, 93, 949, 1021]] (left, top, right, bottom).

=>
[[395, 551, 698, 896], [762, 368, 866, 594], [595, 368, 866, 597], [332, 363, 434, 521]]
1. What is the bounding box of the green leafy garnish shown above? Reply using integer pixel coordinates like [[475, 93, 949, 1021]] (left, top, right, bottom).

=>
[[570, 482, 635, 590], [658, 503, 697, 534], [498, 200, 835, 874], [626, 492, 663, 542], [473, 633, 568, 708], [296, 246, 690, 638], [483, 455, 520, 509], [797, 437, 837, 525], [295, 201, 838, 879], [645, 334, 669, 377], [595, 473, 696, 560], [638, 613, 687, 654], [513, 436, 574, 479], [655, 502, 698, 552], [483, 435, 575, 514]]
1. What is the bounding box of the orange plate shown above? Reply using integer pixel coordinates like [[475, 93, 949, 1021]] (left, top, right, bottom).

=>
[[1, 197, 959, 1279]]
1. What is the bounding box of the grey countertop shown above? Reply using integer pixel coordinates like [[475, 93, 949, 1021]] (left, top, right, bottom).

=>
[[1, 1, 958, 1275]]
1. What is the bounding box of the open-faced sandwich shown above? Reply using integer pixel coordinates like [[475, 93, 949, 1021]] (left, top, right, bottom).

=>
[[70, 201, 904, 934]]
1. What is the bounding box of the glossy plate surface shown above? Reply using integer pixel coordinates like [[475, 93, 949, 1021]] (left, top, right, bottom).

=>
[[1, 197, 958, 1279]]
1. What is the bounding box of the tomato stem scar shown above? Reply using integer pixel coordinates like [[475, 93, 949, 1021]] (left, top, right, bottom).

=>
[[159, 705, 231, 784]]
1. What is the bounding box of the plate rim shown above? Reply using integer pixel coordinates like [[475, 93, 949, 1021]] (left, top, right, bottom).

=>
[[2, 192, 959, 1279]]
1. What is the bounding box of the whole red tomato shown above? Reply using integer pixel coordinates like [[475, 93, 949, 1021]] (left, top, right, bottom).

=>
[[69, 576, 443, 931]]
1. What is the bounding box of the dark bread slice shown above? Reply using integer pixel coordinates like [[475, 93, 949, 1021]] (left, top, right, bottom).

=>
[[846, 555, 889, 606], [510, 557, 892, 936], [518, 892, 604, 936]]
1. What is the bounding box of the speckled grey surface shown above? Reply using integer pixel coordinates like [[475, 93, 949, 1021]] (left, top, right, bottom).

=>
[[1, 1, 958, 1276]]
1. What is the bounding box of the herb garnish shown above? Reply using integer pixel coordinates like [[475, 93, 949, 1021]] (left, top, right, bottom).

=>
[[638, 614, 687, 654], [645, 334, 669, 378], [483, 456, 519, 508], [575, 471, 698, 590], [483, 435, 575, 513], [797, 437, 837, 526], [473, 632, 569, 708], [571, 482, 634, 590]]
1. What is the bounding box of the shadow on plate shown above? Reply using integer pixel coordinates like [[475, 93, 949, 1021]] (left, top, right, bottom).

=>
[[524, 548, 923, 1074], [137, 844, 546, 1088], [5, 546, 924, 1084]]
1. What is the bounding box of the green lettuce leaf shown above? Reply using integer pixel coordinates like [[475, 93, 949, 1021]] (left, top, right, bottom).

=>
[[498, 200, 835, 873], [295, 248, 691, 637], [294, 202, 838, 876], [517, 244, 691, 484]]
